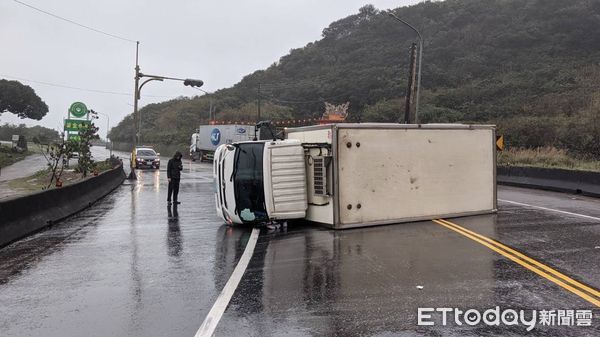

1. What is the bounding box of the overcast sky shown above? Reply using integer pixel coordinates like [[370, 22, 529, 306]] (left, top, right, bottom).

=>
[[0, 0, 421, 138]]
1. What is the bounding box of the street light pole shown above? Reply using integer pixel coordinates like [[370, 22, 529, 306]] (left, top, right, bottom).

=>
[[133, 41, 140, 148], [194, 87, 214, 120], [387, 10, 423, 123], [128, 41, 141, 180], [137, 77, 164, 145], [128, 41, 203, 180], [134, 75, 203, 142]]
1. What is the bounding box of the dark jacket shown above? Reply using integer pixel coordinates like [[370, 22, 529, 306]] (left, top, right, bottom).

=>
[[167, 152, 183, 179]]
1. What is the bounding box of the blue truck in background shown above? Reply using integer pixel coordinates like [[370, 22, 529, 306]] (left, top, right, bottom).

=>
[[190, 124, 254, 162]]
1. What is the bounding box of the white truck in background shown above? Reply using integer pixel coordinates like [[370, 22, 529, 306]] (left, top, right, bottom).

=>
[[213, 123, 497, 229], [190, 124, 254, 162]]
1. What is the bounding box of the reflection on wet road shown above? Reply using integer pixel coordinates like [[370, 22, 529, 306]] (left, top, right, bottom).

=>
[[0, 156, 599, 336], [0, 155, 253, 337], [216, 188, 600, 336]]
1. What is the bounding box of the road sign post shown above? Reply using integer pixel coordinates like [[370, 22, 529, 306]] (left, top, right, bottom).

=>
[[496, 135, 504, 151]]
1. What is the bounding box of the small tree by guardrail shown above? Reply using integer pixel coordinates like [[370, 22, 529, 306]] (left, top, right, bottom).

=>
[[36, 121, 99, 188], [74, 122, 99, 178], [36, 134, 75, 189]]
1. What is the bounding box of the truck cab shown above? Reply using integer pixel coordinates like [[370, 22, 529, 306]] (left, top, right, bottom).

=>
[[213, 139, 307, 225]]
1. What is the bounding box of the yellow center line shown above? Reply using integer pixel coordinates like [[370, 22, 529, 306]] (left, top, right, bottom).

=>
[[437, 218, 600, 299], [432, 219, 600, 308]]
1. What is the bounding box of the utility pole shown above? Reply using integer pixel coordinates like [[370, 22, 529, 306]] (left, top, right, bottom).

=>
[[387, 11, 423, 123], [128, 40, 203, 180], [403, 43, 418, 124], [129, 41, 140, 180], [257, 83, 261, 121], [133, 41, 140, 148]]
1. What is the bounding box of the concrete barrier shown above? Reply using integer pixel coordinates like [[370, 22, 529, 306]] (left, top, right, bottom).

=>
[[497, 166, 600, 197], [0, 164, 126, 248]]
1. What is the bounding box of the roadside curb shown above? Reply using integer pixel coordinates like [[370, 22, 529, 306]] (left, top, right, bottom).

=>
[[497, 165, 600, 198], [0, 164, 126, 248]]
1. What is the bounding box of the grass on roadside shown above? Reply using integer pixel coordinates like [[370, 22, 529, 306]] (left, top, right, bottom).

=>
[[8, 169, 84, 193], [7, 158, 118, 193], [498, 147, 600, 172], [94, 159, 116, 172]]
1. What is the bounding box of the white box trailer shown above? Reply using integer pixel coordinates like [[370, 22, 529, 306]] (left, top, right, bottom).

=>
[[214, 123, 496, 229], [190, 124, 254, 161], [287, 123, 496, 229]]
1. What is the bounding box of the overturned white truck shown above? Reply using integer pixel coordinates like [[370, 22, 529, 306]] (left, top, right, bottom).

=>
[[213, 123, 497, 229]]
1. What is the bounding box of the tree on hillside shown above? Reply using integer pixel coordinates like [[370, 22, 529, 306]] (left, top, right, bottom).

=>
[[0, 123, 60, 143], [0, 79, 49, 120], [108, 0, 600, 158]]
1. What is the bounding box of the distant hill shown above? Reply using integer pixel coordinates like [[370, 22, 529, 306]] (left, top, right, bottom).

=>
[[0, 123, 60, 144], [109, 0, 600, 157]]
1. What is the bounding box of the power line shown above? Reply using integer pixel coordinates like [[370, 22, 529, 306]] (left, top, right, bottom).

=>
[[0, 74, 174, 98], [12, 0, 137, 43], [2, 74, 130, 96]]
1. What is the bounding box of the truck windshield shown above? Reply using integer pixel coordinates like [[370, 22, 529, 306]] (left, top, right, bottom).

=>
[[232, 143, 267, 223]]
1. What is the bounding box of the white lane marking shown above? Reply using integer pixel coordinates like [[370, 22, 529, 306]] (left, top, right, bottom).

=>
[[195, 227, 260, 337], [499, 199, 600, 222]]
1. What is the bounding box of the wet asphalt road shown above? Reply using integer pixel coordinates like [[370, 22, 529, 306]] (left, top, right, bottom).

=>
[[0, 156, 599, 336], [0, 154, 46, 183]]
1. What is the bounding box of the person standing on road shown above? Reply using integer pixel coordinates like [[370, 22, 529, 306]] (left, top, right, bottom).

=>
[[167, 151, 183, 205]]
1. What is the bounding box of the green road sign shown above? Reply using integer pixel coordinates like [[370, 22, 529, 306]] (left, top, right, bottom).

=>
[[69, 102, 88, 118], [64, 119, 91, 132], [67, 134, 81, 142]]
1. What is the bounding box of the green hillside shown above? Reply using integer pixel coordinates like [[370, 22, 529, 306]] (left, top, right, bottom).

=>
[[109, 0, 600, 158]]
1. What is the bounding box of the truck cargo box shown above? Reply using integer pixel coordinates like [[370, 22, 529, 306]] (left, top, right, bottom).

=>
[[286, 123, 496, 229]]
